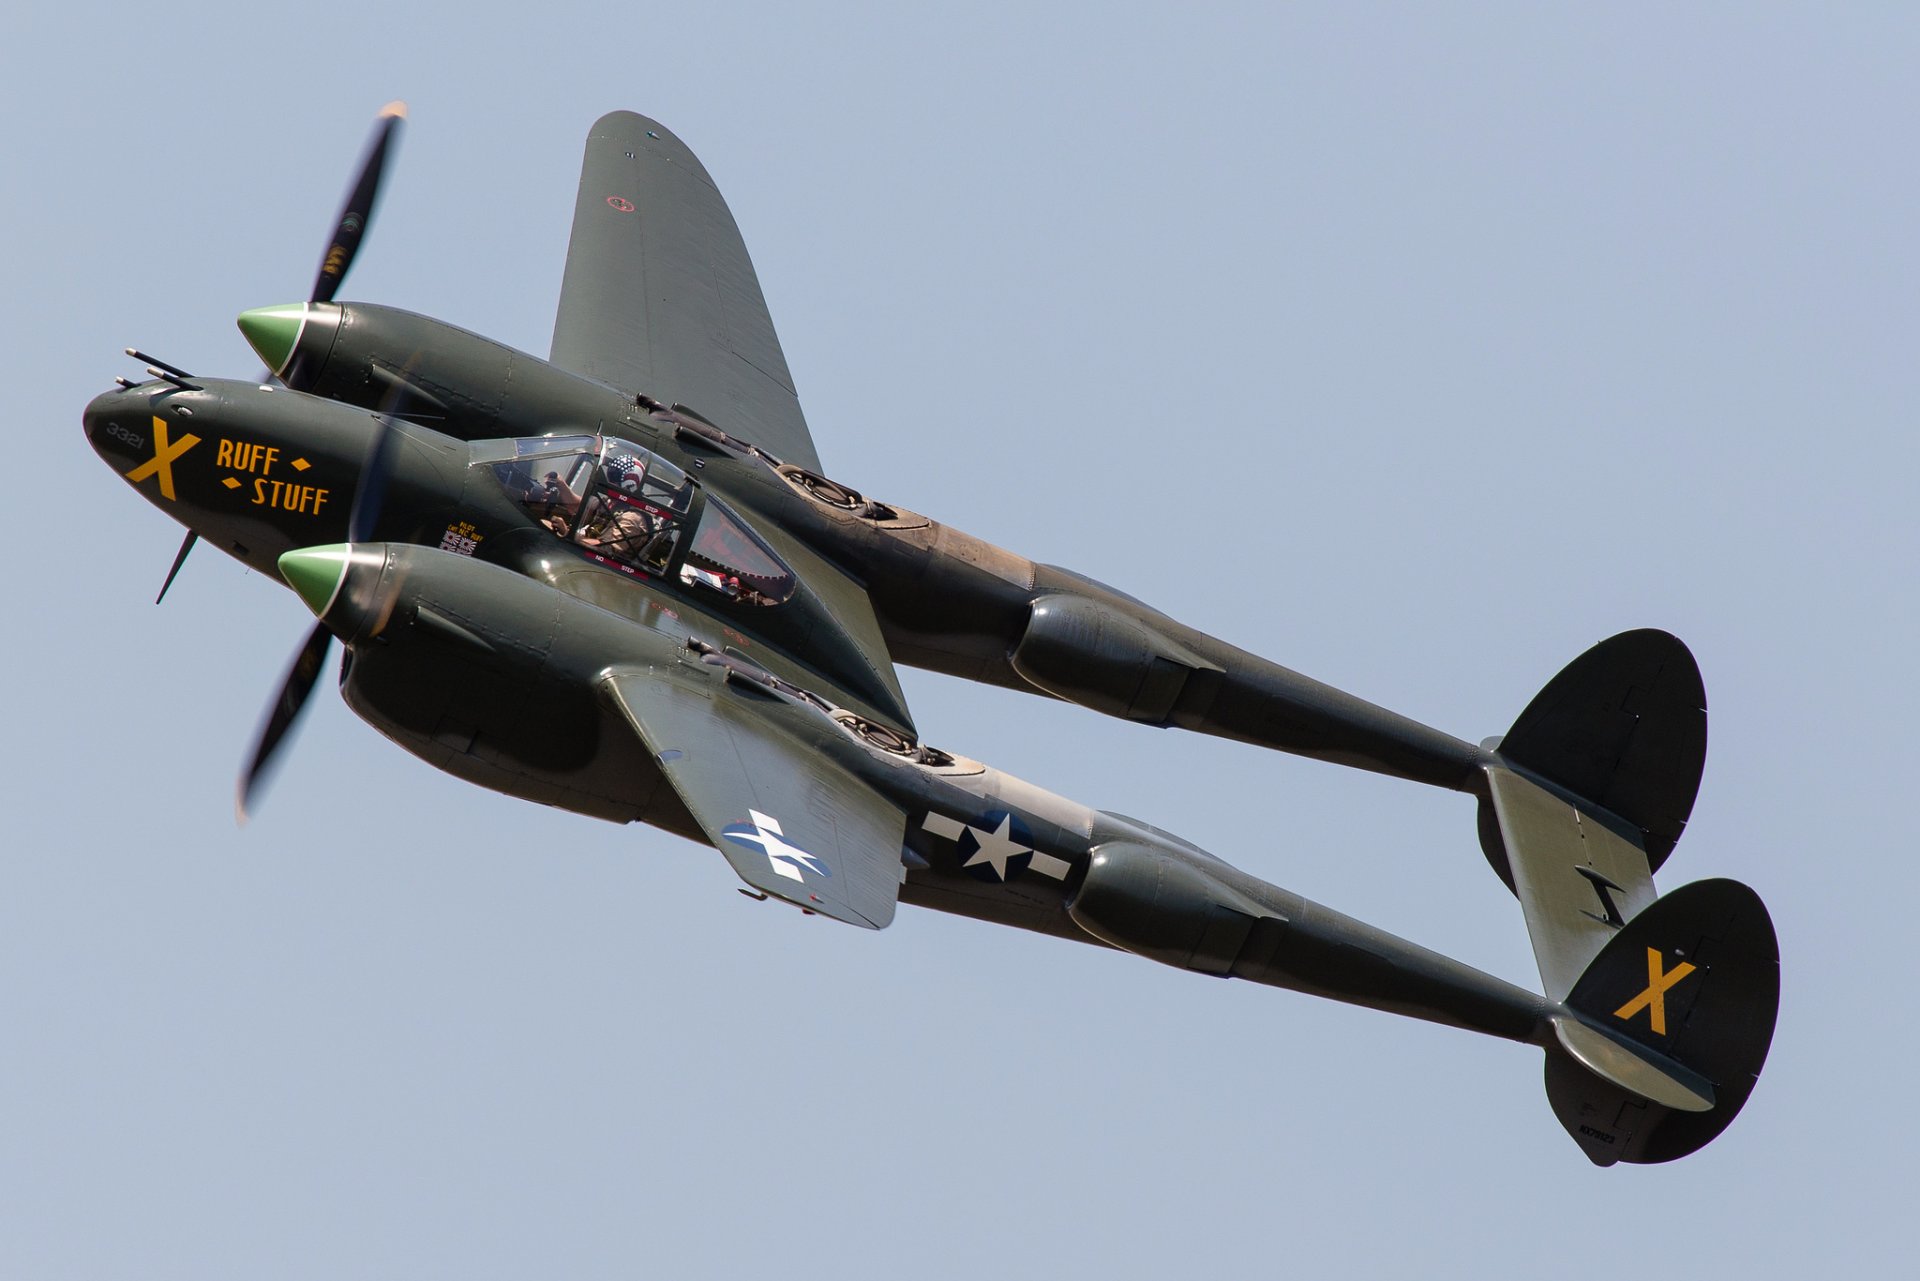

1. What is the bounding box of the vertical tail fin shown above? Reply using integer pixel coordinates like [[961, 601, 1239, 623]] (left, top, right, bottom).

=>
[[1479, 628, 1706, 886], [1476, 631, 1777, 1163], [1477, 629, 1710, 1006], [1545, 878, 1779, 1165]]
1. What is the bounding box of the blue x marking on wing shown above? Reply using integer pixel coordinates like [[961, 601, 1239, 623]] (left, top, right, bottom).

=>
[[721, 810, 831, 883]]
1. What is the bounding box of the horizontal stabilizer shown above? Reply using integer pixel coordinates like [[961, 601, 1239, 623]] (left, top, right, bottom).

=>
[[1485, 765, 1653, 1001]]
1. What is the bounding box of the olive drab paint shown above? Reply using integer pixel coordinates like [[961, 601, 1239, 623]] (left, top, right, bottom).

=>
[[82, 107, 1780, 1168]]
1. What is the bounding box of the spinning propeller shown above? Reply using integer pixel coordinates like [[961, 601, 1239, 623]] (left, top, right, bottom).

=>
[[311, 101, 407, 306], [236, 406, 404, 823], [237, 100, 407, 388], [157, 103, 407, 611], [231, 103, 409, 822]]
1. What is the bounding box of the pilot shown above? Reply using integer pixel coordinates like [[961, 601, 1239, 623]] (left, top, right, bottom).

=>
[[576, 502, 655, 556], [537, 469, 585, 536], [573, 451, 658, 558]]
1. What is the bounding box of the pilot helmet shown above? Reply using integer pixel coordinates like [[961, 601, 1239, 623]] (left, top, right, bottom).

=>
[[602, 450, 645, 494]]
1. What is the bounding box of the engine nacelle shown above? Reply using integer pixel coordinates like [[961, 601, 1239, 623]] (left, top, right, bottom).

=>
[[1067, 841, 1273, 975], [254, 302, 625, 440], [1010, 594, 1218, 723], [302, 543, 674, 823]]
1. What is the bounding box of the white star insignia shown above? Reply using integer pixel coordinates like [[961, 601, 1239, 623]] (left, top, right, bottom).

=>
[[961, 815, 1031, 881], [919, 811, 1071, 881]]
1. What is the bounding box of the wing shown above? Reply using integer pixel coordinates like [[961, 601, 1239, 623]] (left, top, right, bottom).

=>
[[602, 666, 906, 929], [550, 111, 824, 474], [750, 513, 915, 735]]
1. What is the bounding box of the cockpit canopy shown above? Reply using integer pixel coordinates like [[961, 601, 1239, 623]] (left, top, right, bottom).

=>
[[479, 434, 795, 605]]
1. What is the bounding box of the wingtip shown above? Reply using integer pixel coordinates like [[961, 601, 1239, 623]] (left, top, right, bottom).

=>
[[380, 100, 408, 120]]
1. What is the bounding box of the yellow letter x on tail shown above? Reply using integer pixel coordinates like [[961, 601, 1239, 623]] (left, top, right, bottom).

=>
[[124, 416, 201, 502], [1614, 947, 1697, 1036]]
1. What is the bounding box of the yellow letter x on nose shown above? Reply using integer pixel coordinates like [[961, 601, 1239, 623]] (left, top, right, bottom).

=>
[[1614, 947, 1697, 1036], [124, 416, 202, 502]]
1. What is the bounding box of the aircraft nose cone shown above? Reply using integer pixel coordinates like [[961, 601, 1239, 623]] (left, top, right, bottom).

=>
[[81, 387, 118, 443], [278, 544, 354, 618], [238, 304, 310, 378], [81, 386, 147, 466]]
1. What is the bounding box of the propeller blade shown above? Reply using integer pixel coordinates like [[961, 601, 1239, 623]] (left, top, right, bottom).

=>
[[234, 230, 414, 820], [232, 364, 408, 817], [310, 101, 406, 305], [348, 416, 402, 543], [347, 363, 419, 542], [155, 529, 197, 604], [236, 620, 334, 824]]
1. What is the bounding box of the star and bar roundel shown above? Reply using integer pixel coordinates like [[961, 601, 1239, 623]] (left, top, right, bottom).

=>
[[919, 810, 1070, 883]]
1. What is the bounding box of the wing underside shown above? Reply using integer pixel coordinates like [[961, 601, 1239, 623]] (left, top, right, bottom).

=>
[[550, 111, 823, 473], [602, 665, 906, 929]]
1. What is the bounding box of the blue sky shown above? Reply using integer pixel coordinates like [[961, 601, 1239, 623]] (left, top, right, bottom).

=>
[[7, 4, 1914, 1276]]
